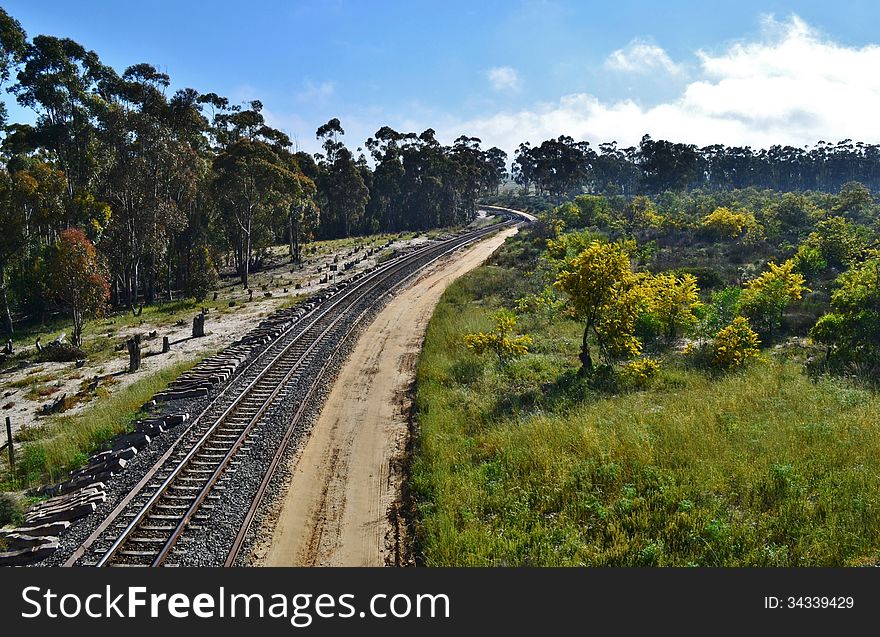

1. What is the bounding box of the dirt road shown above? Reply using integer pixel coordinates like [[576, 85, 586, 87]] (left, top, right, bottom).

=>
[[257, 227, 517, 566]]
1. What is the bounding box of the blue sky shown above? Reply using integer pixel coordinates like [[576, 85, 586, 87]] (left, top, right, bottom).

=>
[[4, 1, 880, 155]]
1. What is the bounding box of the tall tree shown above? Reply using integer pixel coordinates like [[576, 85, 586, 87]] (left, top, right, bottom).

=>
[[212, 103, 303, 286], [13, 35, 113, 208], [0, 7, 27, 127], [315, 119, 368, 238]]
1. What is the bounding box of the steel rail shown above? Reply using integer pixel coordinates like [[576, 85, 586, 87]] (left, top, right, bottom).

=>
[[81, 217, 519, 567]]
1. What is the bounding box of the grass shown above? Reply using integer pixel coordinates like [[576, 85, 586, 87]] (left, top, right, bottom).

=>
[[1, 357, 201, 490], [2, 297, 236, 372], [411, 257, 880, 566]]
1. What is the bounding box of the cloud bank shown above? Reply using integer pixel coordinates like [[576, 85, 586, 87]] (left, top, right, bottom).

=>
[[450, 15, 880, 154]]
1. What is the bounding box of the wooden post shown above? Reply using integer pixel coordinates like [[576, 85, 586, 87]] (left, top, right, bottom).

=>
[[127, 334, 142, 372], [192, 310, 206, 338], [5, 416, 14, 472], [162, 336, 170, 353]]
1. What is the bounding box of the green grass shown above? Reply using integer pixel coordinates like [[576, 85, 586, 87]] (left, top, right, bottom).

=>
[[1, 357, 202, 490], [411, 263, 880, 566]]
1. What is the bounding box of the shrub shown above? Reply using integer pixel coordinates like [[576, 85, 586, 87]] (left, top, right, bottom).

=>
[[793, 243, 827, 278], [464, 310, 532, 366], [36, 341, 86, 363], [185, 243, 219, 302], [701, 207, 763, 243], [713, 317, 761, 370], [0, 492, 24, 526], [738, 259, 808, 337], [810, 257, 880, 382], [620, 357, 661, 388], [805, 216, 867, 268], [696, 286, 742, 340]]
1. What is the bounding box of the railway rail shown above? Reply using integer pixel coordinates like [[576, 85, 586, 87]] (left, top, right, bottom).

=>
[[64, 212, 526, 567]]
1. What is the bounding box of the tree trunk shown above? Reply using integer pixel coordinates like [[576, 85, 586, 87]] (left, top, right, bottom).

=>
[[72, 307, 83, 348], [192, 311, 206, 338], [167, 246, 174, 301], [578, 322, 594, 377], [124, 266, 133, 309], [145, 256, 155, 304], [0, 265, 13, 336], [127, 334, 142, 372], [242, 222, 252, 288], [133, 261, 139, 308], [288, 213, 295, 260]]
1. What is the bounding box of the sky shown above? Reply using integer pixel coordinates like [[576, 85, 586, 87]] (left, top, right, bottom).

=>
[[4, 0, 880, 157]]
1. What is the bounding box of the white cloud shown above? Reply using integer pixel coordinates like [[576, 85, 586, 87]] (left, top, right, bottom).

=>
[[436, 16, 880, 155], [296, 80, 335, 103], [486, 66, 521, 92], [605, 39, 683, 75]]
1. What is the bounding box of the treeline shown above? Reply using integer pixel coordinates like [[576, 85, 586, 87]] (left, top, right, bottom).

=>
[[0, 8, 507, 334], [514, 134, 880, 199]]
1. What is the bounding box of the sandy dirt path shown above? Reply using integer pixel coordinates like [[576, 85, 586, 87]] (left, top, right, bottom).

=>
[[259, 227, 517, 566]]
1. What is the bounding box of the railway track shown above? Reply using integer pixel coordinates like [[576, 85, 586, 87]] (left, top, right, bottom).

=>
[[64, 214, 524, 567]]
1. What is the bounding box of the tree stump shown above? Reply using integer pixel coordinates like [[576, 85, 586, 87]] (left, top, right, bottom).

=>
[[127, 334, 142, 373], [3, 339, 12, 355], [248, 289, 254, 301], [192, 311, 206, 338], [213, 291, 219, 301], [162, 336, 170, 353]]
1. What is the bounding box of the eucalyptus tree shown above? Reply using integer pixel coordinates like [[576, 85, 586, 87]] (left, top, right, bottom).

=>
[[97, 63, 199, 306], [315, 119, 368, 238], [365, 126, 407, 230], [0, 156, 66, 332], [288, 182, 319, 262], [484, 146, 508, 194], [0, 167, 26, 333], [12, 35, 113, 212], [0, 7, 27, 127], [449, 135, 489, 223], [212, 102, 305, 286]]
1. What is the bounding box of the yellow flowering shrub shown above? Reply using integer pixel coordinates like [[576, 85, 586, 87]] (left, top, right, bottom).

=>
[[701, 207, 763, 242], [712, 317, 761, 370], [464, 310, 533, 365], [620, 357, 661, 387]]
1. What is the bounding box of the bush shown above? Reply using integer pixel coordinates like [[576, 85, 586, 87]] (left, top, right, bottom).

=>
[[674, 266, 724, 291], [0, 492, 24, 526], [713, 317, 761, 370], [620, 357, 661, 388], [701, 207, 763, 242], [36, 341, 86, 362], [464, 310, 532, 365], [809, 257, 880, 382], [185, 243, 219, 302], [793, 243, 827, 278]]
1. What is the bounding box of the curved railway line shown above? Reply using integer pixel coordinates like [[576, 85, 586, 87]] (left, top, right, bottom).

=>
[[63, 211, 528, 567]]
